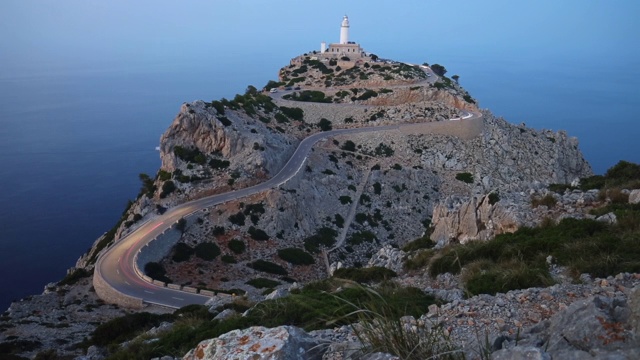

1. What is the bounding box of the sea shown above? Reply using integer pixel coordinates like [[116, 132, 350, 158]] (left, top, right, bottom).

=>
[[0, 53, 638, 311]]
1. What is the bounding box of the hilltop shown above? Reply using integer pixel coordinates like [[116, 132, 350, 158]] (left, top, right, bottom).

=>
[[2, 53, 639, 360]]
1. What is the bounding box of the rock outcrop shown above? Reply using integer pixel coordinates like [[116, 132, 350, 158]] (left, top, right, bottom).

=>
[[159, 100, 296, 176], [183, 326, 324, 360], [430, 194, 522, 246]]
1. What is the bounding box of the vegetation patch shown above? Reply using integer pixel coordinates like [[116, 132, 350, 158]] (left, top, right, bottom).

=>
[[425, 216, 640, 295], [171, 243, 194, 262], [455, 172, 474, 184], [194, 242, 221, 261], [228, 239, 246, 254], [144, 262, 172, 283], [333, 267, 397, 283], [278, 248, 315, 265], [246, 278, 282, 289], [248, 226, 269, 241], [531, 194, 557, 208], [347, 231, 377, 245], [248, 260, 288, 275], [304, 227, 338, 253]]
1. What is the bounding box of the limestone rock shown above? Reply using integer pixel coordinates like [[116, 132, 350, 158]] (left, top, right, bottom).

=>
[[183, 326, 324, 360], [159, 100, 295, 178], [629, 189, 640, 204], [491, 346, 550, 360], [430, 194, 521, 246], [367, 245, 406, 273]]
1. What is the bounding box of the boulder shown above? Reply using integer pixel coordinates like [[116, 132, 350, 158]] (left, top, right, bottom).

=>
[[629, 189, 640, 204], [183, 326, 324, 360], [367, 245, 406, 273]]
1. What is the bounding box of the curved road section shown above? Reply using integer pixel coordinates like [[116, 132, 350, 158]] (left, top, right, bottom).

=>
[[95, 92, 482, 310]]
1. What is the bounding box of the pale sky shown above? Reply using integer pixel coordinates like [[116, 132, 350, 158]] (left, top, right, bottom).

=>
[[1, 0, 638, 75]]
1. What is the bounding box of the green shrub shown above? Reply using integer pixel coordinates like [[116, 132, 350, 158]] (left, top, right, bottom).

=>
[[488, 192, 500, 205], [171, 243, 194, 262], [287, 91, 332, 103], [318, 118, 332, 131], [403, 249, 436, 271], [455, 172, 473, 184], [304, 227, 338, 253], [339, 195, 352, 204], [91, 312, 173, 346], [228, 212, 246, 226], [221, 255, 237, 264], [531, 194, 557, 208], [462, 260, 553, 296], [341, 140, 356, 152], [228, 239, 246, 254], [248, 260, 288, 275], [278, 248, 315, 265], [160, 180, 176, 198], [333, 267, 397, 283], [334, 214, 345, 228], [425, 216, 640, 294], [158, 170, 172, 181], [402, 236, 435, 253], [373, 182, 382, 195], [279, 106, 305, 120], [209, 158, 230, 170], [246, 278, 282, 289], [374, 143, 394, 157], [347, 231, 377, 245], [194, 242, 220, 261], [248, 226, 269, 241]]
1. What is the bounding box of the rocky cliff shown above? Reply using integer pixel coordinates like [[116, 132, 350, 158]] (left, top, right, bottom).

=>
[[0, 53, 610, 360]]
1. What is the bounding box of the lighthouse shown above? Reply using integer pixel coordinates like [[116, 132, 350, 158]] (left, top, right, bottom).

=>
[[340, 15, 350, 44], [319, 15, 364, 59]]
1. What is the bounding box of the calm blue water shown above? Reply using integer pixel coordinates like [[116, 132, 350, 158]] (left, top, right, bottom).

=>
[[0, 53, 638, 311]]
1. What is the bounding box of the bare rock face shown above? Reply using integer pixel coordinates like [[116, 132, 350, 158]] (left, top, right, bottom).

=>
[[430, 194, 521, 246], [367, 245, 406, 273], [159, 101, 295, 177], [182, 326, 324, 360]]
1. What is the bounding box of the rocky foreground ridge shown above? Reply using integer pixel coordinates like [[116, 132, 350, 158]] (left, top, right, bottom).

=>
[[3, 54, 638, 360]]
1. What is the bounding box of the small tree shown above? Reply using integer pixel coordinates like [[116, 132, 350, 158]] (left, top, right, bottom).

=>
[[370, 54, 379, 61], [431, 64, 447, 76], [318, 118, 333, 131], [452, 75, 460, 83], [245, 85, 258, 96]]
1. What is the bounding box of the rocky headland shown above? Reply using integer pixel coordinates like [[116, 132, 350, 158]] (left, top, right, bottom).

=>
[[2, 53, 639, 360]]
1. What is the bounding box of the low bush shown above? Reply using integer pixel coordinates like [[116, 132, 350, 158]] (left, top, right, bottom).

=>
[[339, 195, 352, 204], [228, 239, 246, 254], [347, 231, 377, 245], [248, 226, 269, 241], [278, 248, 315, 265], [333, 267, 397, 283], [531, 194, 557, 208], [246, 278, 282, 289], [304, 227, 338, 253], [91, 312, 173, 346], [455, 172, 473, 184], [228, 212, 246, 226], [171, 243, 194, 262], [427, 216, 640, 295], [402, 235, 435, 253], [194, 242, 220, 261], [248, 260, 288, 275], [279, 106, 305, 120]]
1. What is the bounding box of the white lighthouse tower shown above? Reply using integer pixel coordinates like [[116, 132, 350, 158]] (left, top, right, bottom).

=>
[[340, 15, 349, 44]]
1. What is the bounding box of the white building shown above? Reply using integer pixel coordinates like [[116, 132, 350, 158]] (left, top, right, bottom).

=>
[[321, 15, 364, 58]]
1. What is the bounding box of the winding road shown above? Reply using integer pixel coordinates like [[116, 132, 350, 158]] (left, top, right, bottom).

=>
[[94, 67, 481, 309]]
